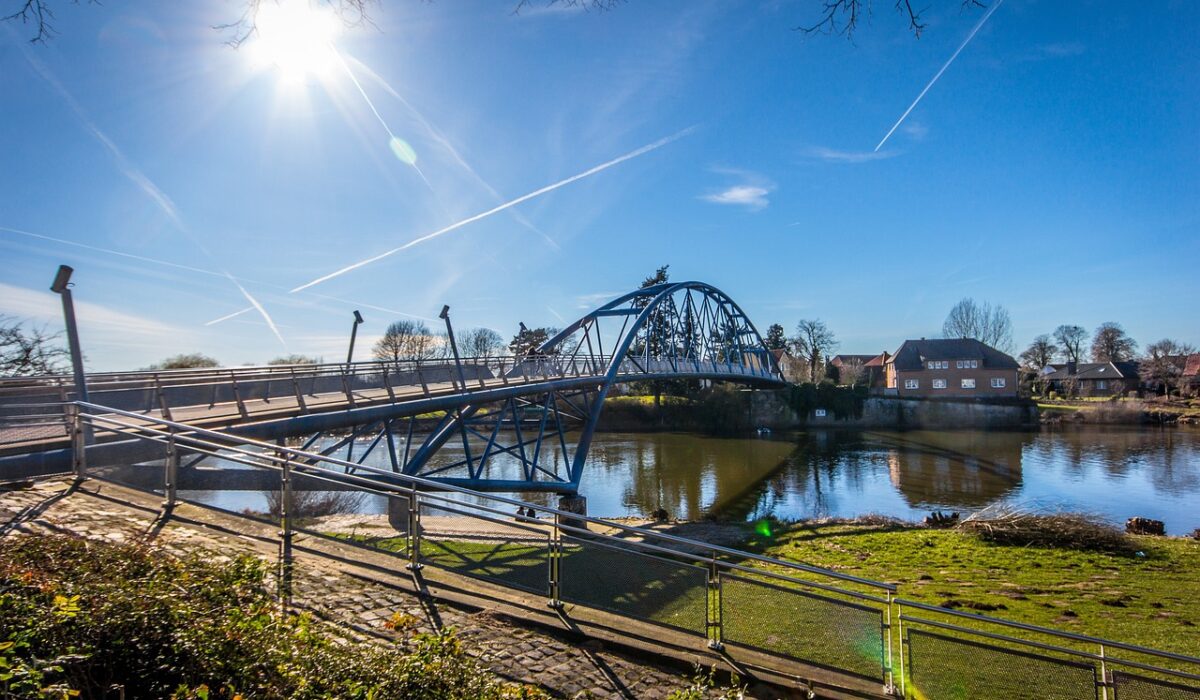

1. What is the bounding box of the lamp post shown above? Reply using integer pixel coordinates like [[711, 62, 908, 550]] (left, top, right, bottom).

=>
[[50, 265, 88, 404], [439, 305, 467, 390], [346, 310, 363, 364]]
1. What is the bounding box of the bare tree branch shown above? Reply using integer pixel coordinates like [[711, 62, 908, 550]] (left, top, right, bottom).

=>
[[797, 0, 988, 40]]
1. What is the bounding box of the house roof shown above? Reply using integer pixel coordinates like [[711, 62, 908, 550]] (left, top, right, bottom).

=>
[[864, 352, 889, 368], [1042, 361, 1139, 381], [829, 354, 876, 367], [886, 338, 1019, 371], [1184, 353, 1200, 378], [769, 348, 793, 363]]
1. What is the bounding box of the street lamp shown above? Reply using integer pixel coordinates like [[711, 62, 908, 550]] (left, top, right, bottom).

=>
[[49, 265, 88, 404], [439, 305, 467, 389], [346, 310, 364, 364]]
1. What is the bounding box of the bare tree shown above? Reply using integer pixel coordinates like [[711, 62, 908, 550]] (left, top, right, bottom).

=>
[[838, 358, 865, 387], [798, 0, 986, 40], [1, 315, 69, 377], [1018, 335, 1057, 371], [373, 320, 437, 361], [458, 327, 504, 359], [942, 298, 1014, 354], [1053, 325, 1088, 364], [1090, 322, 1137, 363], [791, 319, 838, 383], [1140, 339, 1196, 398]]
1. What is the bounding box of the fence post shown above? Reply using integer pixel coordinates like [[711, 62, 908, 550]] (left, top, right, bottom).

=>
[[407, 483, 423, 570], [707, 551, 723, 650], [1099, 644, 1109, 700], [163, 427, 178, 508], [67, 403, 87, 480], [231, 371, 250, 419], [885, 592, 897, 697], [548, 513, 563, 608], [278, 451, 294, 607], [897, 602, 907, 699]]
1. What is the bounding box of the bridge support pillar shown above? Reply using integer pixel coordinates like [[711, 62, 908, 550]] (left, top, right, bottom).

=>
[[557, 494, 588, 532]]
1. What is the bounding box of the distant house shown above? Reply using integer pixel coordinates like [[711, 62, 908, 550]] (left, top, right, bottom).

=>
[[828, 354, 874, 384], [829, 353, 889, 388], [1042, 361, 1140, 397], [1182, 354, 1200, 396], [884, 339, 1019, 398], [770, 348, 805, 383]]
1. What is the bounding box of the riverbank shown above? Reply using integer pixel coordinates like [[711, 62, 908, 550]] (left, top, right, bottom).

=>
[[671, 517, 1200, 656], [600, 389, 1040, 432], [1038, 396, 1200, 425]]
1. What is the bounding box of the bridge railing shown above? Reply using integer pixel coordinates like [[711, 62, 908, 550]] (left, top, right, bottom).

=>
[[67, 401, 898, 695], [0, 354, 780, 451]]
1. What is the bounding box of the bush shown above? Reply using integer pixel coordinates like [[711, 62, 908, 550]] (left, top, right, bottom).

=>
[[959, 507, 1136, 555], [0, 534, 547, 699]]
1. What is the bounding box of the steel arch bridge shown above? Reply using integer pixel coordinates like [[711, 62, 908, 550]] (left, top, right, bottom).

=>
[[395, 281, 782, 493], [0, 282, 784, 493]]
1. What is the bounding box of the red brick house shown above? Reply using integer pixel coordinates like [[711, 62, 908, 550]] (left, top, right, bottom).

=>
[[884, 339, 1019, 398]]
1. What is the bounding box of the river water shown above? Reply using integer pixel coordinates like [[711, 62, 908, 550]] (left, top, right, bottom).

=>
[[183, 426, 1200, 535]]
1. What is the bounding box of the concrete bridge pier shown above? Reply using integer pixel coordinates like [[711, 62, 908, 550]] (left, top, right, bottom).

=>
[[558, 493, 587, 531]]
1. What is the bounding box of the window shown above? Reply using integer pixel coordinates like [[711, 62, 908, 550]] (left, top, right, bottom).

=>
[[930, 360, 949, 370], [932, 378, 947, 389], [959, 359, 978, 369], [991, 377, 1006, 388], [962, 378, 976, 389], [905, 379, 919, 389], [1097, 380, 1107, 390], [956, 360, 964, 369]]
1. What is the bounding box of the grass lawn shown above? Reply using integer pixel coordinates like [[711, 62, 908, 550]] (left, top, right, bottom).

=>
[[742, 521, 1200, 657]]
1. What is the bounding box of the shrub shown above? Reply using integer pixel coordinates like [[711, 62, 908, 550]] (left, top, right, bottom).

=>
[[0, 534, 547, 699], [958, 507, 1136, 555]]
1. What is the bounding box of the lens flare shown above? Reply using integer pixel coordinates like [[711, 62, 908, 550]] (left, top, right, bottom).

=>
[[755, 519, 773, 538], [389, 136, 418, 165]]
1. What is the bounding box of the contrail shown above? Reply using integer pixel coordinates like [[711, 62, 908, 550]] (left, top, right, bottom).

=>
[[874, 0, 1004, 152], [0, 226, 433, 325], [330, 48, 436, 193], [347, 54, 559, 250], [15, 44, 288, 344], [291, 127, 696, 293], [226, 273, 287, 349]]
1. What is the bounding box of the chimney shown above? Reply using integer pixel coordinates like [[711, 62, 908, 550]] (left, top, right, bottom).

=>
[[1066, 361, 1077, 376]]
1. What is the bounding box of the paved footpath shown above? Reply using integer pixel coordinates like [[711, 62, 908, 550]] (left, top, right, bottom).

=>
[[0, 478, 816, 700]]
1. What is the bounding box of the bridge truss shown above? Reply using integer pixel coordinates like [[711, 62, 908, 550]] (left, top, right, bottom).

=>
[[329, 281, 784, 494]]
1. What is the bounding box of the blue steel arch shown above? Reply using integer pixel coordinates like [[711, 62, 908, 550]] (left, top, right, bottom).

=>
[[536, 281, 780, 485], [401, 281, 783, 493]]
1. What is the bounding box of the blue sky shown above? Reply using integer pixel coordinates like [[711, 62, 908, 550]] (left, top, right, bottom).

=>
[[1, 1, 1197, 370]]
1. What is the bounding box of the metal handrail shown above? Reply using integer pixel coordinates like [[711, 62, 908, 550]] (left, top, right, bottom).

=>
[[76, 402, 895, 593], [897, 598, 1200, 666]]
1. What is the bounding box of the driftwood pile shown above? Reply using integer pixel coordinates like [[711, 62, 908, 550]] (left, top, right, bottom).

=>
[[958, 505, 1136, 554]]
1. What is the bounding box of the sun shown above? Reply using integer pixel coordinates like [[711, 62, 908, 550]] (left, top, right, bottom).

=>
[[248, 0, 342, 82]]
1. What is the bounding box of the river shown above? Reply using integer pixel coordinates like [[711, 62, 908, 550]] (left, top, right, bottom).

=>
[[179, 425, 1200, 535]]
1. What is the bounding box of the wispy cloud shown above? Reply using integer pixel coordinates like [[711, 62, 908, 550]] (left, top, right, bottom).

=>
[[291, 127, 696, 293], [702, 186, 772, 210], [0, 282, 187, 351], [874, 0, 1004, 152], [574, 291, 622, 309], [701, 168, 774, 211], [803, 146, 900, 164]]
